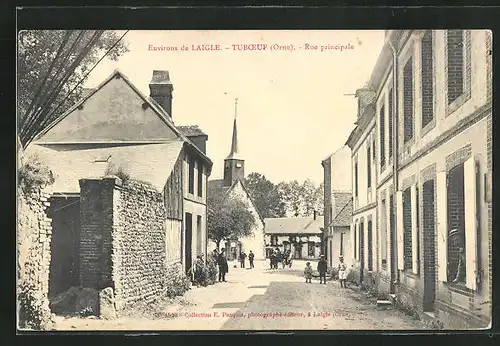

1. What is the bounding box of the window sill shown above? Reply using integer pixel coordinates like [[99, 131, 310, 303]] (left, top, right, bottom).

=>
[[421, 117, 436, 137], [443, 281, 474, 296], [402, 270, 419, 279]]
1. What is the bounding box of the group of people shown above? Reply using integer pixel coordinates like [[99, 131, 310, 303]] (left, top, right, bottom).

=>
[[304, 255, 348, 287], [211, 248, 256, 282], [269, 248, 292, 269], [238, 250, 255, 268]]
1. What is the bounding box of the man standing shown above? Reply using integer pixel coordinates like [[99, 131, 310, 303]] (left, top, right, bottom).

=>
[[239, 251, 247, 268], [317, 255, 328, 284], [248, 250, 255, 269], [218, 248, 229, 282]]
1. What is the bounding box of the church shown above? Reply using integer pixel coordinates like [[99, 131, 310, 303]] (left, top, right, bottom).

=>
[[207, 101, 265, 261]]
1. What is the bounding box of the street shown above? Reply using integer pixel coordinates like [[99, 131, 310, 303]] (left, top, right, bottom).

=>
[[53, 259, 429, 330]]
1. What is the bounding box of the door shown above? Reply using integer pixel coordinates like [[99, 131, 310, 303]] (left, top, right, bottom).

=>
[[48, 197, 80, 298], [389, 194, 397, 293], [185, 213, 193, 275], [294, 243, 302, 259], [422, 180, 436, 311]]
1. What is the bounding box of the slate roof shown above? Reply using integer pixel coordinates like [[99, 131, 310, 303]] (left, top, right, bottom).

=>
[[330, 191, 353, 227], [24, 141, 184, 193], [264, 216, 324, 235], [177, 125, 208, 137], [207, 179, 231, 200], [35, 69, 212, 173], [207, 178, 265, 225]]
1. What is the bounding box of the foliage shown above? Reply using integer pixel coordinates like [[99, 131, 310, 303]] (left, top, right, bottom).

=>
[[276, 179, 324, 217], [18, 30, 129, 134], [192, 259, 209, 287], [164, 262, 191, 298], [18, 153, 55, 194], [105, 162, 131, 182], [18, 268, 52, 330], [244, 172, 286, 218], [207, 194, 256, 250], [206, 256, 218, 284]]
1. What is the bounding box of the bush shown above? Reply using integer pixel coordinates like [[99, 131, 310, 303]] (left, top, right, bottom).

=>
[[104, 162, 130, 182], [193, 260, 209, 287], [18, 154, 54, 194], [206, 256, 218, 284], [18, 277, 51, 330], [164, 262, 191, 298]]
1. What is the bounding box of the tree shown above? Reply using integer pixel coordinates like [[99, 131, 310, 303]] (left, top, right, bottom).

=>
[[18, 30, 129, 147], [244, 172, 286, 218], [207, 195, 256, 250], [277, 179, 324, 217]]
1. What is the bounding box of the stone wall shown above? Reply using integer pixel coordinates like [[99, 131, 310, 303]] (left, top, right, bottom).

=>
[[79, 177, 187, 314], [17, 187, 53, 329]]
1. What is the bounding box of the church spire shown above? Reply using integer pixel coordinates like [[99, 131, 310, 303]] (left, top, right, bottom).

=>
[[226, 98, 241, 160], [223, 97, 245, 187]]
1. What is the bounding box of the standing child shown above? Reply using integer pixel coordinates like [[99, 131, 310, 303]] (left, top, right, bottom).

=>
[[338, 255, 348, 288], [304, 262, 313, 283]]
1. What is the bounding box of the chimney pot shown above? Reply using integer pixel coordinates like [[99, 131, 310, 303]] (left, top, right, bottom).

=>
[[149, 70, 173, 118]]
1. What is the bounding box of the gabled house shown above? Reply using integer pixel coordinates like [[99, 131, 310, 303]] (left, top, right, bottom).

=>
[[24, 69, 213, 298], [264, 213, 324, 260], [207, 116, 265, 260]]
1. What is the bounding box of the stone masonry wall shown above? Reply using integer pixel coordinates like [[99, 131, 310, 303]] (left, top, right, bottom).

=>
[[78, 177, 182, 314], [17, 187, 53, 329], [113, 179, 169, 311]]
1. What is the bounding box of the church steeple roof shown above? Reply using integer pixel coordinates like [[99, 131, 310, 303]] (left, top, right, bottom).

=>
[[226, 98, 243, 160]]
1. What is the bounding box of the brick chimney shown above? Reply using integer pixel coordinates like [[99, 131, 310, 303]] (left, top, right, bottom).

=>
[[149, 70, 173, 118]]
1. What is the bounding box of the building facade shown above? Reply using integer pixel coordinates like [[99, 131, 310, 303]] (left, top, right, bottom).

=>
[[346, 88, 378, 285], [346, 30, 492, 329], [322, 146, 352, 268], [264, 214, 323, 260]]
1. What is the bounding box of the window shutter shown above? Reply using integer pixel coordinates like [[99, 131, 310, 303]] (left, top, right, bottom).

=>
[[464, 156, 478, 291], [386, 192, 392, 274], [396, 190, 404, 270], [436, 171, 448, 282], [350, 222, 355, 264], [411, 184, 419, 274]]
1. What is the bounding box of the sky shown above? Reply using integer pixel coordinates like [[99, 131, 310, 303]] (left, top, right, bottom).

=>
[[84, 30, 385, 186]]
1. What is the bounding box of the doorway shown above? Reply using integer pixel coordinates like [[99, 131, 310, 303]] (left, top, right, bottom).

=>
[[422, 180, 436, 312], [48, 196, 80, 299], [184, 213, 193, 276]]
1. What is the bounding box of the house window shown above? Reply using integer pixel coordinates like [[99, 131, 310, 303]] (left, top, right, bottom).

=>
[[197, 162, 203, 197], [403, 57, 414, 143], [340, 233, 344, 256], [388, 88, 393, 159], [380, 198, 387, 268], [308, 242, 315, 258], [447, 30, 465, 105], [367, 220, 373, 271], [379, 104, 386, 167], [354, 160, 359, 197], [367, 146, 372, 188], [284, 242, 291, 252], [403, 188, 413, 271], [188, 157, 195, 194], [271, 235, 278, 246], [447, 163, 466, 283], [421, 31, 434, 128]]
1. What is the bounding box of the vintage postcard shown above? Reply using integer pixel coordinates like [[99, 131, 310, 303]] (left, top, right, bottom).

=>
[[17, 28, 492, 332]]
